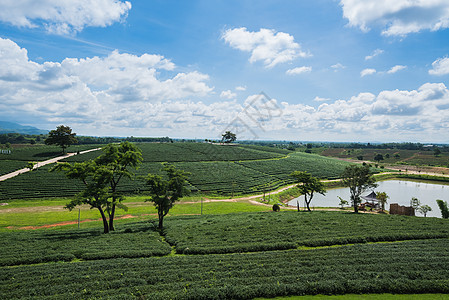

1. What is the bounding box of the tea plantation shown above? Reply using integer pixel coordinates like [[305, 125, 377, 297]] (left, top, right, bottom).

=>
[[0, 142, 353, 200], [1, 211, 449, 299]]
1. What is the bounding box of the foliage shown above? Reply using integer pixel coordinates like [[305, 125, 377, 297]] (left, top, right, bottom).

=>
[[434, 147, 441, 156], [376, 191, 389, 212], [0, 160, 26, 176], [44, 125, 78, 154], [2, 236, 449, 298], [51, 142, 142, 233], [341, 165, 378, 213], [338, 196, 348, 209], [290, 171, 326, 211], [221, 131, 236, 143], [164, 211, 449, 255], [272, 203, 280, 212], [417, 205, 432, 217], [146, 164, 190, 229], [0, 144, 360, 200], [94, 142, 143, 231], [410, 197, 421, 210], [0, 223, 170, 266], [374, 153, 384, 163], [0, 144, 99, 161], [25, 161, 36, 171], [51, 160, 112, 233], [436, 199, 449, 219]]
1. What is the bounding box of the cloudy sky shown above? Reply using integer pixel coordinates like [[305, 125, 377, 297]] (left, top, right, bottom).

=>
[[0, 0, 449, 142]]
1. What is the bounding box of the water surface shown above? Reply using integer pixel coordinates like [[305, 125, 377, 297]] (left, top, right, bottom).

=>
[[287, 180, 448, 218]]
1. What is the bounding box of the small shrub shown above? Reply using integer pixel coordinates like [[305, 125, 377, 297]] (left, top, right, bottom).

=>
[[272, 203, 280, 212]]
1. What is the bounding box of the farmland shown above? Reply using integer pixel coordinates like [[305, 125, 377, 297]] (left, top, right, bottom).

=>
[[320, 147, 449, 169], [1, 211, 449, 299], [2, 142, 449, 298], [0, 142, 354, 200]]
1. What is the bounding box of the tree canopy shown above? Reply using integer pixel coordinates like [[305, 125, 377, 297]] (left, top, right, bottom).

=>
[[376, 191, 389, 212], [51, 160, 111, 233], [51, 142, 142, 233], [221, 131, 236, 143], [45, 125, 78, 154], [290, 171, 326, 212], [341, 165, 378, 213], [94, 142, 143, 231], [146, 164, 190, 229]]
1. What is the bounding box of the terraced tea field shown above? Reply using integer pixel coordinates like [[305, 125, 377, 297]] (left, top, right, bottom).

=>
[[1, 211, 449, 299], [0, 143, 354, 200]]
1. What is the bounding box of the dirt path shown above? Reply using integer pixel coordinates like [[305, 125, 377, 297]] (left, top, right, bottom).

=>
[[5, 214, 141, 230], [0, 148, 101, 182]]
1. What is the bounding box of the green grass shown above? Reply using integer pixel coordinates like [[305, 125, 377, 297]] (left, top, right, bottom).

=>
[[0, 196, 271, 230]]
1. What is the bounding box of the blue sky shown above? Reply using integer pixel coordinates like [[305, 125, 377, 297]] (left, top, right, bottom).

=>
[[0, 0, 449, 142]]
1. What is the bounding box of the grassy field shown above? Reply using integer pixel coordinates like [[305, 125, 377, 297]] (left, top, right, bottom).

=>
[[0, 196, 271, 230], [1, 210, 449, 299]]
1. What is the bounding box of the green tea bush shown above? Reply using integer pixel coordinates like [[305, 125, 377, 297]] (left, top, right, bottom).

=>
[[1, 239, 449, 299]]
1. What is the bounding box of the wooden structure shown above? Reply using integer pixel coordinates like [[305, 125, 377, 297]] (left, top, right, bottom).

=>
[[390, 203, 415, 216]]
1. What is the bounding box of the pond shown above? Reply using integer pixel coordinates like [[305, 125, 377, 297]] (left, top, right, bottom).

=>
[[287, 180, 448, 218]]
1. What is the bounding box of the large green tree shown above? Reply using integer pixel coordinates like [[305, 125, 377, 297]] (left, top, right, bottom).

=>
[[341, 165, 378, 213], [51, 142, 142, 232], [95, 142, 142, 231], [221, 131, 236, 143], [146, 164, 190, 229], [290, 171, 326, 212], [51, 161, 111, 233], [45, 125, 78, 154]]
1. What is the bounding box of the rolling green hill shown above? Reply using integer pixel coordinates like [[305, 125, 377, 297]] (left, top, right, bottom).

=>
[[0, 143, 352, 200]]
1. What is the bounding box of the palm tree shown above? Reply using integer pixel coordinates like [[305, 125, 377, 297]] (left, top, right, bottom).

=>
[[376, 191, 389, 212]]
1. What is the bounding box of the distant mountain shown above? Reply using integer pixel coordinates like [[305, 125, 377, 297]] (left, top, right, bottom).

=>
[[0, 121, 48, 135]]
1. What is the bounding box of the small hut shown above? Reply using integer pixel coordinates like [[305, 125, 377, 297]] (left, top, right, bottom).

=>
[[360, 191, 379, 210]]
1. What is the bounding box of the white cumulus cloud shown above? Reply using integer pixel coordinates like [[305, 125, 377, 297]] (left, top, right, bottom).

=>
[[286, 66, 312, 75], [314, 96, 330, 102], [429, 57, 449, 75], [222, 27, 310, 68], [360, 68, 376, 77], [387, 65, 407, 74], [235, 86, 246, 91], [0, 38, 214, 134], [340, 0, 449, 36], [365, 49, 384, 60], [331, 63, 345, 71], [0, 0, 131, 34], [220, 90, 237, 99]]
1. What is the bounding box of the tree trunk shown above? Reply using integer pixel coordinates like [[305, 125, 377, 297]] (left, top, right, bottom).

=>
[[109, 203, 116, 231], [158, 210, 164, 230], [353, 196, 359, 213], [98, 207, 109, 234], [158, 216, 164, 230], [296, 199, 300, 212], [305, 195, 311, 212]]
